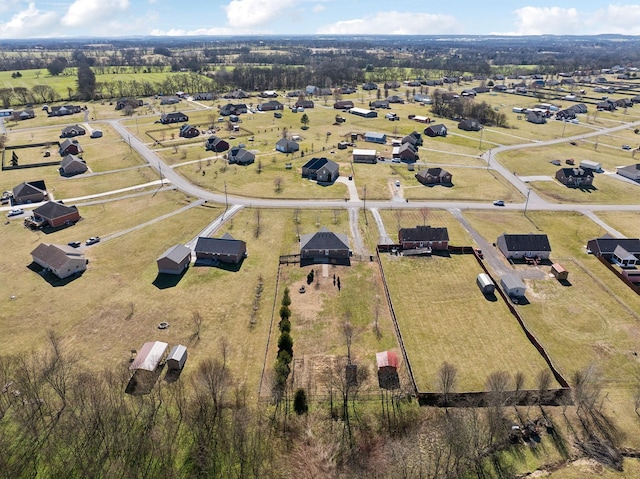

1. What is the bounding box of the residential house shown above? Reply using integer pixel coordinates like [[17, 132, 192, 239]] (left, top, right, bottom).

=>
[[424, 124, 448, 137], [384, 81, 401, 89], [398, 225, 449, 251], [526, 111, 547, 124], [352, 148, 377, 164], [392, 143, 418, 163], [402, 131, 423, 147], [31, 201, 80, 228], [222, 89, 249, 99], [160, 112, 188, 124], [616, 164, 640, 181], [362, 82, 378, 90], [295, 99, 314, 109], [587, 237, 640, 267], [458, 118, 482, 131], [364, 132, 386, 144], [220, 103, 248, 116], [387, 95, 404, 104], [369, 100, 389, 109], [275, 138, 300, 154], [615, 98, 633, 108], [159, 96, 180, 105], [156, 244, 191, 274], [193, 92, 215, 101], [493, 84, 508, 92], [12, 180, 47, 204], [48, 105, 81, 117], [496, 233, 552, 260], [415, 168, 452, 185], [333, 100, 354, 110], [555, 167, 594, 187], [59, 139, 83, 156], [194, 233, 247, 264], [286, 90, 302, 98], [115, 98, 143, 110], [259, 90, 278, 98], [258, 100, 284, 111], [30, 243, 87, 279], [60, 125, 86, 138], [179, 124, 200, 138], [205, 136, 230, 153], [301, 158, 339, 182], [350, 107, 378, 118], [228, 147, 255, 166], [59, 154, 88, 176], [12, 109, 35, 121], [300, 227, 350, 264], [596, 99, 616, 111]]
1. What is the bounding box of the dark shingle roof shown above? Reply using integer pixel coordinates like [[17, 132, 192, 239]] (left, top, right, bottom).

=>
[[499, 233, 551, 252], [33, 201, 78, 219], [13, 180, 46, 198], [300, 227, 349, 251], [195, 236, 246, 256], [398, 225, 449, 243], [589, 237, 640, 256], [158, 244, 191, 263]]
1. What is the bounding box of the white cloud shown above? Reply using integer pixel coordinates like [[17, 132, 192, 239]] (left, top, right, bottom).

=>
[[0, 3, 58, 39], [61, 0, 130, 27], [500, 6, 581, 35], [317, 11, 462, 35], [312, 4, 325, 14], [150, 27, 237, 36], [224, 0, 298, 29], [594, 4, 640, 34], [0, 0, 22, 15]]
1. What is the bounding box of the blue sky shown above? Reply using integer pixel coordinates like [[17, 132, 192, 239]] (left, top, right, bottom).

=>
[[1, 1, 640, 39]]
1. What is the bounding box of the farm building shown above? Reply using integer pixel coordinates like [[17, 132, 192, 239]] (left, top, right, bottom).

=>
[[398, 225, 449, 251], [364, 132, 386, 144], [59, 154, 88, 176], [496, 233, 552, 260], [301, 157, 339, 182], [424, 124, 448, 137], [167, 344, 188, 372], [415, 167, 452, 185], [12, 180, 47, 204], [30, 243, 87, 279], [179, 124, 199, 138], [300, 227, 350, 264], [500, 274, 526, 297], [194, 233, 247, 264], [555, 167, 594, 188], [350, 107, 378, 118], [156, 244, 191, 275], [551, 263, 569, 280], [579, 160, 601, 171], [476, 273, 496, 294], [29, 201, 80, 228], [59, 139, 82, 156], [616, 164, 640, 181], [205, 136, 230, 153], [352, 148, 377, 164], [60, 124, 86, 138], [376, 351, 400, 390], [130, 341, 169, 372], [160, 112, 188, 124], [275, 138, 300, 154]]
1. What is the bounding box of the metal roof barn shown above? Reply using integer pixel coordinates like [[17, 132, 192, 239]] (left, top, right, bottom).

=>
[[130, 341, 169, 371]]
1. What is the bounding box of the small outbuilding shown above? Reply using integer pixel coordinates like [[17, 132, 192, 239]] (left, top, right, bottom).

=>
[[166, 344, 188, 372], [157, 244, 191, 275], [352, 148, 377, 164], [500, 274, 526, 297], [476, 273, 496, 294], [550, 263, 568, 281], [130, 341, 169, 372], [579, 160, 602, 171], [376, 351, 400, 390], [364, 132, 386, 144]]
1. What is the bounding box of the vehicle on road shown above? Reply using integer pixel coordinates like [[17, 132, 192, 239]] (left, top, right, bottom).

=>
[[85, 236, 100, 245], [622, 145, 631, 150], [7, 208, 24, 217], [395, 180, 401, 187], [68, 241, 81, 248], [493, 200, 505, 206]]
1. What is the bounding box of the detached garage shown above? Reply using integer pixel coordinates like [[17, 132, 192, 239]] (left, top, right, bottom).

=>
[[500, 274, 526, 297]]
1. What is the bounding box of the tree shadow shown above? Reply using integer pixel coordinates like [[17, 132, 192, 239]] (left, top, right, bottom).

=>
[[125, 365, 165, 395]]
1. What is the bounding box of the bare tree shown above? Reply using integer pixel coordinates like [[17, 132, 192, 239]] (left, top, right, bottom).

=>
[[254, 209, 261, 238], [438, 361, 458, 407], [274, 176, 283, 193], [190, 311, 203, 344], [394, 207, 403, 230], [419, 207, 430, 225]]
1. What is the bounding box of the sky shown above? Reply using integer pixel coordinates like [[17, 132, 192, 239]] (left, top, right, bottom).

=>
[[1, 0, 640, 39]]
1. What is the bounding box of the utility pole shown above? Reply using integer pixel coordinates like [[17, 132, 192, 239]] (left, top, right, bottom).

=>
[[224, 181, 228, 215], [363, 184, 368, 226], [524, 188, 531, 217], [479, 127, 484, 150]]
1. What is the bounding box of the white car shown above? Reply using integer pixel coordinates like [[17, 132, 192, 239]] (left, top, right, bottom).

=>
[[493, 200, 505, 206], [7, 208, 24, 217]]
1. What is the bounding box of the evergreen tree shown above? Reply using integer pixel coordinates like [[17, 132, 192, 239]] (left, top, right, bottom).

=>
[[77, 64, 96, 100]]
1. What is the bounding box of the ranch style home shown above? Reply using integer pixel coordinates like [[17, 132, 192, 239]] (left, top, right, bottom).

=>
[[398, 226, 449, 251], [28, 201, 81, 228], [300, 227, 350, 265], [30, 243, 87, 279], [587, 237, 640, 268], [194, 233, 247, 265], [496, 233, 552, 260], [12, 180, 48, 204]]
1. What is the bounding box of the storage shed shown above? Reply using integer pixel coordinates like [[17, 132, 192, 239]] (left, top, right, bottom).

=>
[[167, 344, 188, 372], [500, 274, 526, 297], [476, 273, 496, 294], [550, 263, 568, 281], [129, 341, 169, 371], [580, 160, 602, 171], [376, 351, 400, 390]]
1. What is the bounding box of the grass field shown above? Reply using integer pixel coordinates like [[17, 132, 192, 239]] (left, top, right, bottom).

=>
[[594, 211, 640, 238], [380, 252, 558, 392]]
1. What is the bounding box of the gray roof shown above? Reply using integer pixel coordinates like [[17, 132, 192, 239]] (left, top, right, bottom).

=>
[[194, 236, 246, 256], [300, 227, 349, 251], [33, 201, 78, 219], [501, 273, 526, 291], [13, 180, 46, 198], [588, 237, 640, 256], [399, 225, 449, 243], [31, 243, 84, 269], [157, 244, 191, 263], [498, 233, 551, 252]]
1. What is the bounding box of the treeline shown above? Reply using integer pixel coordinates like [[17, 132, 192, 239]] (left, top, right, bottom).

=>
[[430, 88, 509, 127]]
